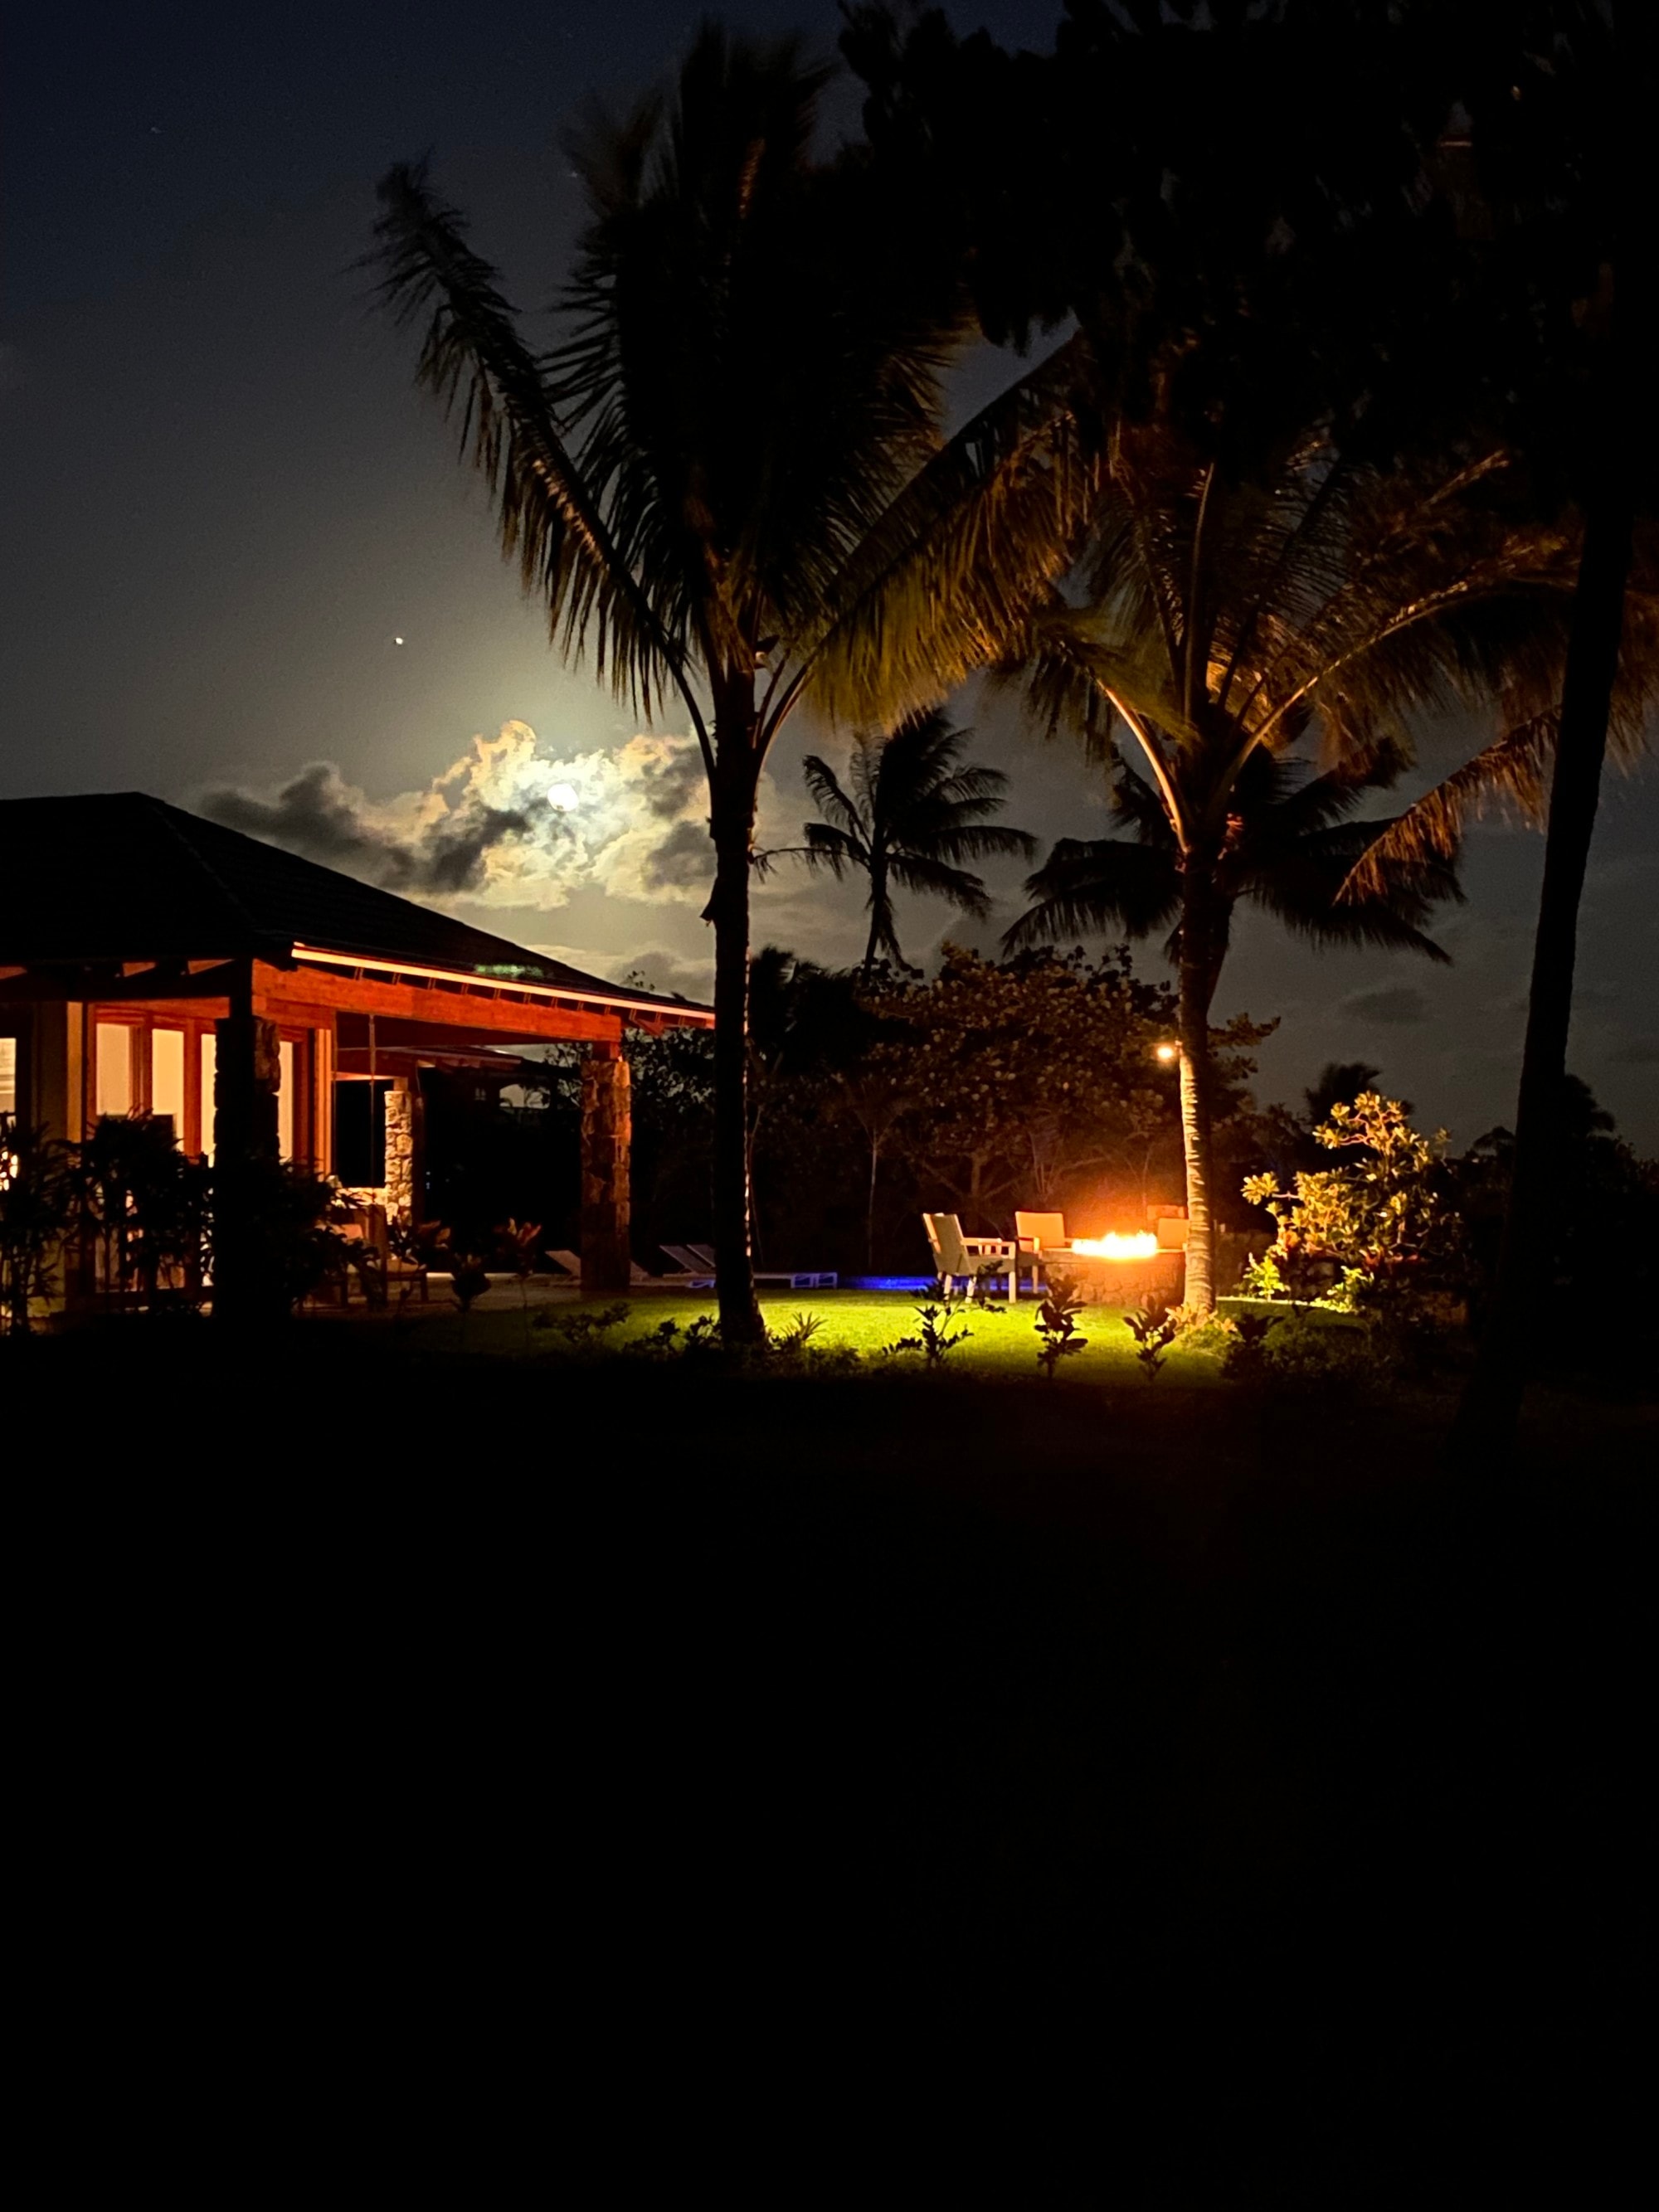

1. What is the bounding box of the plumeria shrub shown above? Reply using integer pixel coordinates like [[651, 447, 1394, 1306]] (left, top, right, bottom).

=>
[[1241, 1093, 1464, 1321]]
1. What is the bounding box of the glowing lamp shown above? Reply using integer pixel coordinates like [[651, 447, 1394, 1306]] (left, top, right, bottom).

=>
[[1155, 1043, 1178, 1063], [1071, 1232, 1160, 1261]]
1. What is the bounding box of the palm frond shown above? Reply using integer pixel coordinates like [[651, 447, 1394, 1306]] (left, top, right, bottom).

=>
[[1241, 820, 1461, 962], [1338, 714, 1557, 899], [920, 823, 1041, 865], [884, 853, 995, 916], [800, 754, 865, 844], [801, 333, 1099, 728], [1003, 838, 1181, 948], [798, 822, 864, 879], [372, 163, 698, 735]]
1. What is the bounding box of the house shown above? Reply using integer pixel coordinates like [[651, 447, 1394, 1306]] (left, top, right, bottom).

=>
[[0, 792, 713, 1305]]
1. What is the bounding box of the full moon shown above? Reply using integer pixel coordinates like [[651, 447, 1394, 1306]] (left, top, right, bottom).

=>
[[547, 781, 580, 809]]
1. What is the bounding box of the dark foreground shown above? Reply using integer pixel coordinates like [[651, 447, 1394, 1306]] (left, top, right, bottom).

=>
[[11, 1324, 1651, 2198]]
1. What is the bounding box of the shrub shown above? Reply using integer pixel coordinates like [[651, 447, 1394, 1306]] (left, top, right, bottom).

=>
[[533, 1300, 630, 1349], [1033, 1275, 1089, 1379], [1170, 1303, 1238, 1355], [1221, 1310, 1282, 1383], [0, 1121, 77, 1335], [1242, 1092, 1464, 1322], [1243, 1314, 1384, 1393], [1124, 1295, 1181, 1381], [883, 1278, 972, 1365], [80, 1113, 212, 1305]]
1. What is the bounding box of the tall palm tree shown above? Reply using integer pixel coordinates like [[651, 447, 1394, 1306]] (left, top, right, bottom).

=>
[[1010, 748, 1461, 1306], [372, 29, 1092, 1339], [786, 712, 1037, 977], [1000, 419, 1573, 1311]]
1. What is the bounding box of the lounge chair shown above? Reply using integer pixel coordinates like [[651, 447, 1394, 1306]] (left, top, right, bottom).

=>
[[671, 1242, 837, 1290], [923, 1213, 1017, 1298], [660, 1244, 717, 1285], [548, 1247, 660, 1287]]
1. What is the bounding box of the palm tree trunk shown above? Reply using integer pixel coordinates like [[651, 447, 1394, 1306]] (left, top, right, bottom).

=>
[[861, 858, 888, 980], [1176, 885, 1221, 1315], [867, 1134, 880, 1270], [1455, 470, 1636, 1451], [708, 735, 765, 1346]]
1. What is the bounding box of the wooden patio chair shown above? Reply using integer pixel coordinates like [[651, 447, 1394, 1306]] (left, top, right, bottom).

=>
[[922, 1213, 1018, 1298], [1014, 1211, 1073, 1291]]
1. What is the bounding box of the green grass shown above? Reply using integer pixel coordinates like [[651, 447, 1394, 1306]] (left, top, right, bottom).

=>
[[394, 1286, 1351, 1381]]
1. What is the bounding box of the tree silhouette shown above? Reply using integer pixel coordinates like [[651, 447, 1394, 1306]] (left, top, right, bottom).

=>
[[847, 0, 1659, 1427], [1000, 420, 1550, 1310], [1304, 1062, 1385, 1128], [782, 712, 1036, 976], [373, 28, 1090, 1339]]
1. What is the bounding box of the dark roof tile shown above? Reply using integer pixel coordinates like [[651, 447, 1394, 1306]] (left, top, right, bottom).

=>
[[0, 793, 705, 1019]]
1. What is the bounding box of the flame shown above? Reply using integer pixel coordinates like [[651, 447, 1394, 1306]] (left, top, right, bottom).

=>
[[1070, 1232, 1160, 1261]]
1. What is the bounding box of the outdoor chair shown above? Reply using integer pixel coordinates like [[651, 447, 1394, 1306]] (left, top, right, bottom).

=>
[[324, 1202, 428, 1306], [923, 1213, 1018, 1298], [1014, 1211, 1073, 1291], [689, 1243, 839, 1289], [666, 1242, 837, 1290], [547, 1247, 659, 1287], [660, 1243, 717, 1284], [368, 1208, 430, 1303]]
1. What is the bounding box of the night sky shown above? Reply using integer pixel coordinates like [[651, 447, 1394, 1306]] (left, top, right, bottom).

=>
[[5, 2, 1655, 1145]]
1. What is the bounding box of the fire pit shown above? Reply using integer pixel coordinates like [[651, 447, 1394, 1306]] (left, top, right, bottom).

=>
[[1054, 1232, 1184, 1305]]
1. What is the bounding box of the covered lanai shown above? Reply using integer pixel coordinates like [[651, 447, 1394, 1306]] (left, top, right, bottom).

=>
[[0, 793, 713, 1304]]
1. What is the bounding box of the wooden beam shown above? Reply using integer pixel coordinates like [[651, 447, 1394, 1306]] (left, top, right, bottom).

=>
[[254, 960, 625, 1045], [0, 960, 242, 1004]]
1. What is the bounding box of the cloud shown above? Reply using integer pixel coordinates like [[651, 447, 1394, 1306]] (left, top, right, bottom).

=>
[[1609, 1036, 1659, 1065], [640, 819, 713, 894], [630, 741, 706, 821], [1342, 985, 1430, 1027], [200, 721, 732, 912], [536, 941, 713, 999], [203, 761, 544, 897]]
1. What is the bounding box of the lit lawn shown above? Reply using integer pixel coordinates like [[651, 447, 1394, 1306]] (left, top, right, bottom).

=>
[[395, 1286, 1310, 1381]]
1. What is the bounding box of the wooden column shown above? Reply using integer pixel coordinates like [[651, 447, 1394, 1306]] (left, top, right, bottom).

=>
[[212, 960, 283, 1322], [580, 1043, 631, 1296]]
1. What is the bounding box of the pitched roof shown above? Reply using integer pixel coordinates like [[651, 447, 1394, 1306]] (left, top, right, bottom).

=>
[[0, 792, 706, 1019]]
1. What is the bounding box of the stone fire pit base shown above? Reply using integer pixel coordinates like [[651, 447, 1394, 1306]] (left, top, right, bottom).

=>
[[1048, 1252, 1185, 1306]]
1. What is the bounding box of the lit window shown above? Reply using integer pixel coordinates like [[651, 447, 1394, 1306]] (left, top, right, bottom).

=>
[[0, 1037, 16, 1119], [151, 1029, 185, 1140], [95, 1024, 134, 1117], [278, 1039, 296, 1161], [199, 1033, 216, 1163]]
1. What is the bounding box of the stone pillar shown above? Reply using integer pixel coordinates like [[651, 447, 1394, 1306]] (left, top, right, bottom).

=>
[[382, 1079, 424, 1227], [580, 1043, 631, 1296], [212, 962, 282, 1322]]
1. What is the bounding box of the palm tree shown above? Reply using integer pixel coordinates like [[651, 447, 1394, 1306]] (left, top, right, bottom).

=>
[[1000, 419, 1573, 1311], [784, 712, 1037, 977], [372, 29, 1092, 1339], [1010, 748, 1461, 1308]]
